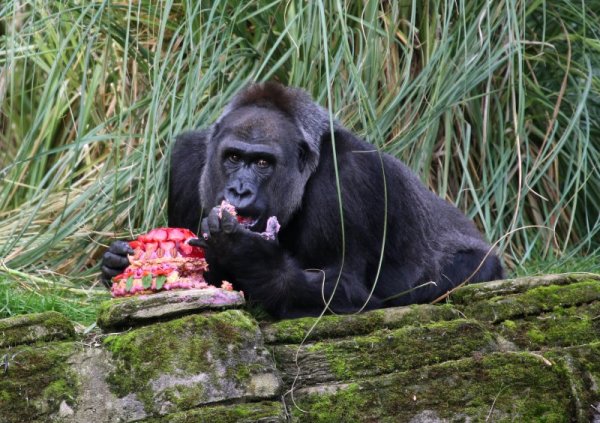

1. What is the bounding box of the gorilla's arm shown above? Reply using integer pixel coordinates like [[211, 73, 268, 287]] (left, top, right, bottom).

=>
[[168, 130, 209, 233], [252, 260, 383, 318], [192, 207, 383, 318]]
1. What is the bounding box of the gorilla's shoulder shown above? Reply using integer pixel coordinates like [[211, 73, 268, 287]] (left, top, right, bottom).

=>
[[168, 130, 210, 230], [172, 130, 210, 157]]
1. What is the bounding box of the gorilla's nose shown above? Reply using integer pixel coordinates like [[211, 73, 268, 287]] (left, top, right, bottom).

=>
[[225, 181, 256, 209]]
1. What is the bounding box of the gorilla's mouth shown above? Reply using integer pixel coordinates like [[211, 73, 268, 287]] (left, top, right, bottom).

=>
[[218, 199, 264, 231], [237, 215, 258, 230]]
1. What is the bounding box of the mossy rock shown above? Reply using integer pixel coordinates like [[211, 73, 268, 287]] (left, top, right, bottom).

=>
[[0, 342, 78, 423], [289, 351, 575, 422], [141, 400, 286, 422], [262, 303, 461, 344], [269, 273, 600, 420], [460, 279, 600, 323], [0, 311, 75, 348], [104, 309, 281, 416], [498, 302, 600, 349], [545, 342, 600, 421], [2, 273, 599, 422], [97, 288, 245, 330], [273, 319, 498, 386], [451, 273, 599, 304]]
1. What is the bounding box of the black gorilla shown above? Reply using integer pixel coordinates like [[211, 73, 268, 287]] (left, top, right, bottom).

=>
[[102, 82, 504, 318]]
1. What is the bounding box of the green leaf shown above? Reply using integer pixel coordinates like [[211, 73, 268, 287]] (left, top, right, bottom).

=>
[[125, 277, 134, 292], [155, 275, 167, 290], [142, 274, 152, 289]]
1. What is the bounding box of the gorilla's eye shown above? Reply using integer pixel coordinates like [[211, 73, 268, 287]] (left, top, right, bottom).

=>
[[256, 158, 271, 169], [227, 153, 241, 163]]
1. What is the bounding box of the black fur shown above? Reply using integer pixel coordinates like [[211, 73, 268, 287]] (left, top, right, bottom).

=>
[[101, 82, 504, 317], [100, 240, 133, 288]]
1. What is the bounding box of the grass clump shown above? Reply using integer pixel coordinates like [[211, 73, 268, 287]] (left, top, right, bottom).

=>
[[0, 274, 108, 325], [0, 0, 597, 289]]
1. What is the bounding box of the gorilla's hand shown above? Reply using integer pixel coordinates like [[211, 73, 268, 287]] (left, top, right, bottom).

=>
[[100, 240, 133, 288], [190, 207, 280, 272]]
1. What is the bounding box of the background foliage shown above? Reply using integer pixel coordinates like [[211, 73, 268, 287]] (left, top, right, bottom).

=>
[[0, 0, 598, 290]]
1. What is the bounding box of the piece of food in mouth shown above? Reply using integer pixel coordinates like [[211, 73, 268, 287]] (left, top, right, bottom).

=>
[[111, 227, 211, 297], [218, 200, 255, 228], [216, 200, 280, 239]]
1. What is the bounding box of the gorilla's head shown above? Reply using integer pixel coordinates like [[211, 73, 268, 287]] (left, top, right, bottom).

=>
[[199, 83, 331, 231]]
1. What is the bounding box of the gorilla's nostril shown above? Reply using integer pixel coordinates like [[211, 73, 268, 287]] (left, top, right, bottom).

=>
[[227, 180, 253, 198], [228, 187, 251, 199], [224, 188, 255, 210]]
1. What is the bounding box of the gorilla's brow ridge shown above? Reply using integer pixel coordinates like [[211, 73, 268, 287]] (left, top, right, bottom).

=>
[[219, 139, 283, 160]]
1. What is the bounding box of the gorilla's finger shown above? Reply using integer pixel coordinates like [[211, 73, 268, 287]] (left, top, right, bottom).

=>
[[110, 240, 134, 255], [101, 264, 122, 279], [221, 210, 238, 234], [201, 218, 210, 239], [103, 251, 130, 269], [188, 238, 208, 248], [207, 207, 221, 234]]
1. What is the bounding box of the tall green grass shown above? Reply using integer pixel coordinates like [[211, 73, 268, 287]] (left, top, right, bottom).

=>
[[0, 0, 598, 287]]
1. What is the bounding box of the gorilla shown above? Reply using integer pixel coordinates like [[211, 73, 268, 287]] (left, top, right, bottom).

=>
[[102, 82, 504, 318]]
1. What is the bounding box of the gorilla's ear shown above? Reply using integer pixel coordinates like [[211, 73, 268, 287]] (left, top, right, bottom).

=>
[[218, 82, 333, 174], [285, 87, 331, 173], [297, 141, 311, 173]]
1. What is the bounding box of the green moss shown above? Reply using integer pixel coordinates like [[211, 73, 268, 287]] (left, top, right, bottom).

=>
[[96, 290, 246, 330], [96, 300, 115, 328], [42, 379, 74, 404], [275, 319, 497, 384], [263, 303, 460, 344], [228, 362, 263, 384], [160, 384, 206, 411], [0, 311, 75, 348], [104, 309, 267, 414], [292, 352, 573, 421], [502, 319, 517, 330], [497, 302, 600, 349], [451, 274, 598, 304], [263, 310, 389, 345], [544, 341, 600, 419], [290, 383, 368, 422], [264, 316, 313, 343], [142, 400, 286, 422], [481, 353, 571, 422], [0, 342, 78, 423], [527, 327, 546, 344], [462, 280, 600, 323]]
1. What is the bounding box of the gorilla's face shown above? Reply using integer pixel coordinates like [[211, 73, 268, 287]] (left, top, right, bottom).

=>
[[200, 105, 312, 232]]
